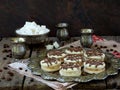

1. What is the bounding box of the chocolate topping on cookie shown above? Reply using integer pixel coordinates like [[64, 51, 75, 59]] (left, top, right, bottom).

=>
[[61, 63, 80, 70], [65, 54, 83, 61], [85, 59, 104, 67], [86, 49, 102, 56], [42, 58, 59, 66], [48, 50, 64, 56], [67, 46, 83, 52]]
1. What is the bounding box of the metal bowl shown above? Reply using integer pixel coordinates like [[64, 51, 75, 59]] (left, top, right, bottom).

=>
[[15, 29, 50, 44]]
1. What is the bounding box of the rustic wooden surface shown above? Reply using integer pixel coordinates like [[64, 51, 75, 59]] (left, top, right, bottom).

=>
[[0, 38, 23, 90], [0, 36, 120, 90], [0, 38, 52, 90]]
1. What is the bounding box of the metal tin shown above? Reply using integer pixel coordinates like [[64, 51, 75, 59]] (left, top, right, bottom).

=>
[[56, 23, 69, 41], [81, 29, 93, 34], [80, 29, 93, 48], [11, 37, 26, 59]]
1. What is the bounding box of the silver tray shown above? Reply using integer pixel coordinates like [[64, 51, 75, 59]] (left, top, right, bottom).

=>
[[28, 50, 120, 82]]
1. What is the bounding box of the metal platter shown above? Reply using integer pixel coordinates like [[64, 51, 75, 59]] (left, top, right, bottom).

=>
[[28, 49, 120, 82]]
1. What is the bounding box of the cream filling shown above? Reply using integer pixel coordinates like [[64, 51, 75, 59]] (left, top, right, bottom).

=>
[[47, 53, 66, 58], [40, 60, 61, 67], [59, 68, 81, 76], [84, 53, 105, 60], [41, 64, 60, 72], [64, 58, 82, 63], [83, 62, 105, 69], [84, 67, 105, 74], [65, 49, 84, 54]]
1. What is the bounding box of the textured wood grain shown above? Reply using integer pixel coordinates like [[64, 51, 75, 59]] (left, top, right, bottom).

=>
[[0, 38, 23, 89], [0, 38, 37, 90], [0, 36, 120, 89]]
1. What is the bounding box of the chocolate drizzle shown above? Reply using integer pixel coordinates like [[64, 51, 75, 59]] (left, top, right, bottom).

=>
[[67, 46, 83, 52], [61, 63, 80, 70], [85, 59, 104, 67], [86, 49, 102, 56], [48, 50, 65, 56], [65, 54, 83, 61], [42, 58, 59, 66]]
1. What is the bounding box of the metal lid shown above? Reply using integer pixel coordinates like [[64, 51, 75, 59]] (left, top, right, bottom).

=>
[[81, 29, 93, 34], [11, 37, 26, 43], [56, 23, 68, 28]]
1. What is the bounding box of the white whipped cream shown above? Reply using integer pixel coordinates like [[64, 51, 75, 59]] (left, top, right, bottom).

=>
[[16, 21, 50, 35]]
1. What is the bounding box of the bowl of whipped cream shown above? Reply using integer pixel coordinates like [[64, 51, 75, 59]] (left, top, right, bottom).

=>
[[16, 21, 50, 44]]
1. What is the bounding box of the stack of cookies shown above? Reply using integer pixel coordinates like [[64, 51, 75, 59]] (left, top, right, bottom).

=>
[[40, 46, 106, 77]]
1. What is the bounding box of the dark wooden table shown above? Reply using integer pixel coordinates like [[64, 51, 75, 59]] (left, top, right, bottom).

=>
[[0, 36, 120, 90]]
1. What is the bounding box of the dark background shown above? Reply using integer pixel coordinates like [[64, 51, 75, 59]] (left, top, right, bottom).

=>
[[0, 0, 120, 37]]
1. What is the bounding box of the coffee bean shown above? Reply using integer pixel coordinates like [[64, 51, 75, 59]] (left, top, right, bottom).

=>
[[116, 53, 120, 55], [8, 71, 14, 77], [113, 44, 117, 47], [7, 62, 11, 64], [3, 57, 7, 60], [0, 69, 3, 72], [94, 44, 98, 47], [2, 49, 8, 53], [103, 46, 107, 48], [2, 49, 7, 53], [8, 50, 11, 52], [6, 78, 12, 81], [1, 76, 5, 80], [30, 78, 34, 82], [70, 45, 74, 48], [3, 44, 9, 48], [19, 67, 23, 70], [97, 47, 100, 49], [77, 46, 81, 48], [25, 69, 28, 72], [3, 45, 7, 48], [6, 55, 9, 57], [3, 67, 8, 70], [100, 46, 103, 48], [6, 45, 10, 48], [10, 53, 12, 56], [114, 50, 117, 53], [9, 55, 12, 58], [106, 49, 109, 52], [110, 49, 113, 51]]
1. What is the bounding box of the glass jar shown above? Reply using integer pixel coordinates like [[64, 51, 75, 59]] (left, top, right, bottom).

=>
[[80, 29, 93, 48], [56, 23, 69, 41], [11, 37, 26, 59]]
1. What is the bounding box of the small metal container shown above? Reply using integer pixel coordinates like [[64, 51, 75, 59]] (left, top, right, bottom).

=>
[[56, 23, 69, 41], [11, 37, 26, 59], [80, 29, 93, 48]]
